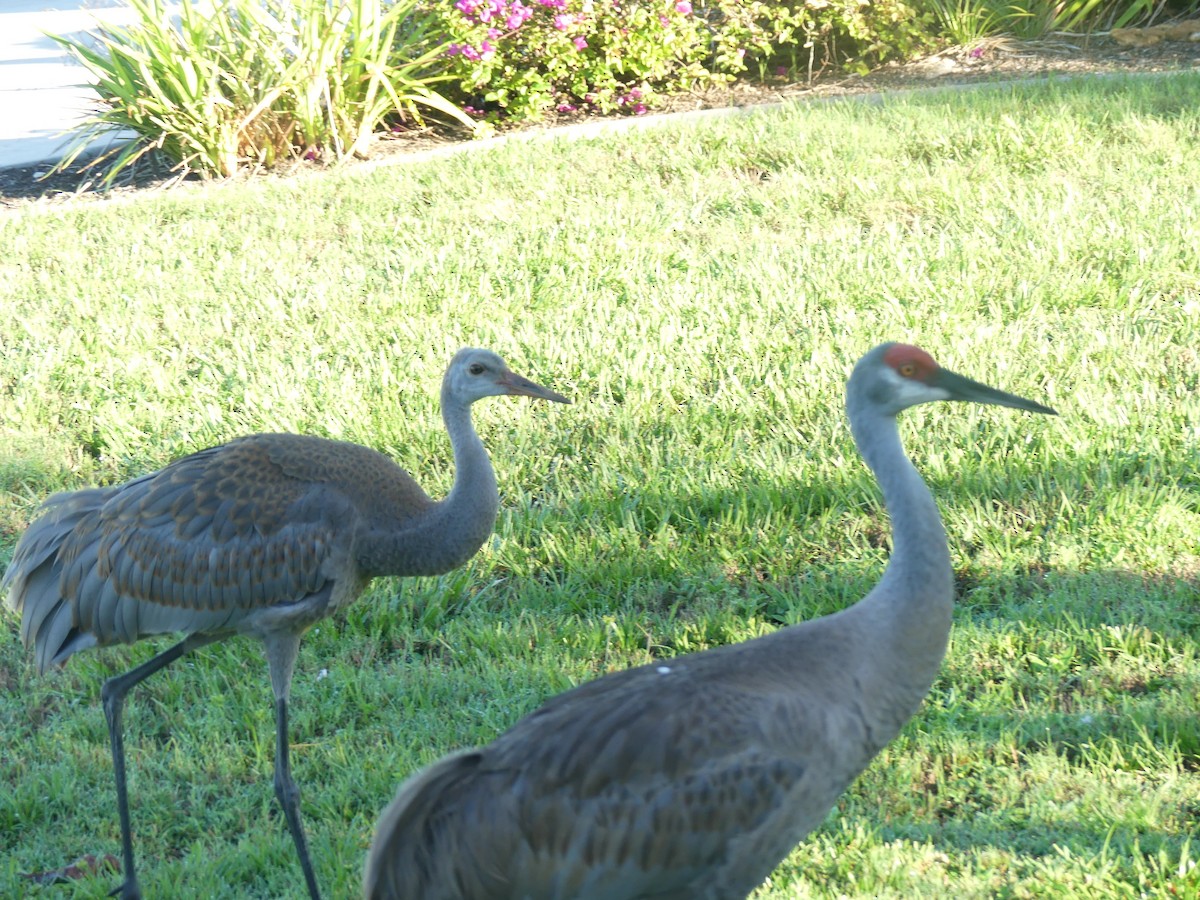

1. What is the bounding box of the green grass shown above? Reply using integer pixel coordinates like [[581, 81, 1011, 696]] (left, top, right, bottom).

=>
[[2, 72, 1200, 898]]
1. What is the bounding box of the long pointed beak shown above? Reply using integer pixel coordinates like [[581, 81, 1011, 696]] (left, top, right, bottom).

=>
[[500, 370, 571, 404], [933, 369, 1057, 416]]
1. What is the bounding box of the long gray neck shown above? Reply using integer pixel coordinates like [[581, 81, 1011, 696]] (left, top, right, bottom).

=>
[[359, 389, 500, 578], [847, 403, 954, 719]]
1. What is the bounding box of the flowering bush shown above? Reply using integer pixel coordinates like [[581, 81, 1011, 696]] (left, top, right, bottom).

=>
[[429, 0, 720, 121], [423, 0, 936, 123]]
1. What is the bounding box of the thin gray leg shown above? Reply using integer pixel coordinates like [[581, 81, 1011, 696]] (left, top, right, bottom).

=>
[[274, 695, 321, 899], [263, 631, 321, 899], [100, 633, 222, 900]]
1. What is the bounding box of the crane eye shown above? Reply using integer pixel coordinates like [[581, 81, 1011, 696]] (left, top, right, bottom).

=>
[[898, 363, 916, 378], [468, 363, 485, 375]]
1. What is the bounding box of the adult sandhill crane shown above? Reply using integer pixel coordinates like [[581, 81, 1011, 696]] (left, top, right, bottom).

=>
[[1, 348, 569, 900], [363, 342, 1056, 900]]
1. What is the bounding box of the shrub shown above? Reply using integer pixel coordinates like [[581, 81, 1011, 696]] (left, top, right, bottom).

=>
[[918, 0, 1197, 45], [429, 0, 938, 123], [52, 0, 472, 182], [424, 0, 719, 121]]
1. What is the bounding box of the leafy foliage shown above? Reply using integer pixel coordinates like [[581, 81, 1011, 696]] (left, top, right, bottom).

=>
[[52, 0, 471, 182], [429, 0, 938, 122], [921, 0, 1200, 44]]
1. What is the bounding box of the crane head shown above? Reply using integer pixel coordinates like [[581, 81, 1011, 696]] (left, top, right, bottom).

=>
[[445, 348, 571, 405], [859, 342, 1057, 417]]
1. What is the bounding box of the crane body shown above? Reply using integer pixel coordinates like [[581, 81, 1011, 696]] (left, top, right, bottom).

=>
[[363, 342, 1055, 900], [3, 348, 569, 900]]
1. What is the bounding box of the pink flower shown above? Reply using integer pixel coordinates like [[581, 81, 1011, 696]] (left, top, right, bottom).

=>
[[573, 36, 587, 50], [675, 1, 692, 13], [553, 12, 575, 29], [505, 1, 532, 27], [632, 103, 647, 115]]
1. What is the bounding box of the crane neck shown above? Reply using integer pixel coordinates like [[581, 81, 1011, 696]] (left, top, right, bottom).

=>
[[357, 390, 500, 579], [847, 403, 955, 718], [439, 387, 501, 527]]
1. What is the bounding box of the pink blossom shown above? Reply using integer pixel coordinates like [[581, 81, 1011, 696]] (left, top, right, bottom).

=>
[[632, 103, 647, 115], [573, 36, 587, 50], [505, 1, 533, 27], [553, 12, 575, 29], [675, 1, 692, 13]]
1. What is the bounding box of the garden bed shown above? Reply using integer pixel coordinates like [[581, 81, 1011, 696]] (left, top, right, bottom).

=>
[[1, 33, 1197, 208]]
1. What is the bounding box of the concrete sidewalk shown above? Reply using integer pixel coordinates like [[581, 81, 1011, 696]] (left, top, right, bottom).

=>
[[0, 1, 142, 169]]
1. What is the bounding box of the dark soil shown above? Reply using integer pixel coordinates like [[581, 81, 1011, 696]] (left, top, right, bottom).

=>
[[2, 33, 1197, 210]]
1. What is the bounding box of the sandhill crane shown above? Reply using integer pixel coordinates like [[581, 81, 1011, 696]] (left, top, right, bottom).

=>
[[363, 342, 1056, 900], [1, 348, 569, 900]]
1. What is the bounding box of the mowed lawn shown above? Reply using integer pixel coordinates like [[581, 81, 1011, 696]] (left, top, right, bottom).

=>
[[1, 72, 1198, 898]]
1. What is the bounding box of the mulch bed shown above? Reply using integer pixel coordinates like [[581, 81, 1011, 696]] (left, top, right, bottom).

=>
[[2, 34, 1197, 210]]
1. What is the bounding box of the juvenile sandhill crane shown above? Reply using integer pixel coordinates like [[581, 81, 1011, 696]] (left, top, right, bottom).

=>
[[1, 348, 569, 900], [363, 342, 1056, 900]]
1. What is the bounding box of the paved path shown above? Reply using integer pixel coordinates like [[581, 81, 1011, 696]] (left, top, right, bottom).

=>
[[0, 0, 141, 168]]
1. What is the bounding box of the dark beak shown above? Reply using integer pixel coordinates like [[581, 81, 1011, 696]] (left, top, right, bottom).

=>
[[932, 369, 1057, 416], [501, 370, 571, 404]]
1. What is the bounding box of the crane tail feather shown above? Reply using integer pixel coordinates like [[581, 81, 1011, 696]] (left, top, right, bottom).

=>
[[364, 750, 482, 900]]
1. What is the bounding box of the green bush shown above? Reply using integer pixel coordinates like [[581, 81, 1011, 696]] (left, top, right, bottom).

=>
[[430, 0, 938, 123], [919, 0, 1199, 45], [425, 0, 719, 121], [53, 0, 471, 182]]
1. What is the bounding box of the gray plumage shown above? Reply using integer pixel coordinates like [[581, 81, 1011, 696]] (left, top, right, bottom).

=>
[[2, 348, 568, 900], [363, 342, 1056, 900]]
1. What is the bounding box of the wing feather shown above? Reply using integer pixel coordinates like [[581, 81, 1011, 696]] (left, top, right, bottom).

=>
[[2, 433, 426, 671], [366, 648, 821, 899]]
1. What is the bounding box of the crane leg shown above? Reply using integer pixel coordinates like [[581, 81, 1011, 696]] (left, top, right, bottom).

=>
[[263, 630, 321, 899], [274, 695, 322, 900], [100, 633, 222, 900]]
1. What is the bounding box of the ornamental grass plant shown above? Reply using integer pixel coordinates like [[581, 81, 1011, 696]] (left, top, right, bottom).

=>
[[52, 0, 471, 183]]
